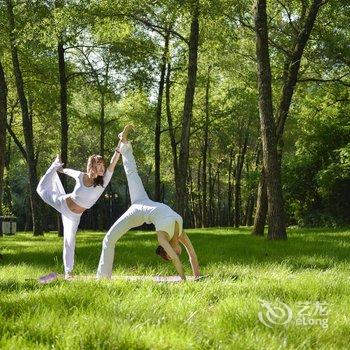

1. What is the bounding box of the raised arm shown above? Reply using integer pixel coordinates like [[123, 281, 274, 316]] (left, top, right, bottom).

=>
[[179, 231, 200, 278], [60, 168, 81, 179], [107, 140, 122, 173], [157, 231, 186, 281]]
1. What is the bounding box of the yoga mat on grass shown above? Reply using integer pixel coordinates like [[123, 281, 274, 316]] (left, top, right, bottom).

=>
[[38, 273, 207, 284]]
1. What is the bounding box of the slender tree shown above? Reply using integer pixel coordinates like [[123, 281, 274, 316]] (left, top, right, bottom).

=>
[[0, 60, 7, 223], [57, 30, 68, 175], [252, 0, 327, 236], [201, 65, 211, 227], [154, 31, 169, 201], [177, 0, 199, 218], [252, 168, 267, 235], [227, 147, 235, 226], [165, 62, 179, 184], [57, 32, 68, 236], [234, 132, 248, 227], [254, 0, 286, 239], [6, 0, 43, 235]]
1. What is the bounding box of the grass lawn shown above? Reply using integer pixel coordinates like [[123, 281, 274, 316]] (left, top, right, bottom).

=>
[[1, 227, 350, 349]]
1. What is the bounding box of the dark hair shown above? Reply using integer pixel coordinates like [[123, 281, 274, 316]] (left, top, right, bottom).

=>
[[87, 155, 106, 187], [93, 175, 104, 187], [156, 245, 171, 261]]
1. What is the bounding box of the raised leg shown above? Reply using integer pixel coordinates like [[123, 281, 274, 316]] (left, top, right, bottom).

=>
[[119, 142, 149, 204], [37, 159, 66, 213]]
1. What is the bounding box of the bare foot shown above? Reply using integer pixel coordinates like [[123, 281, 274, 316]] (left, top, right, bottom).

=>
[[118, 124, 134, 143], [55, 154, 64, 171], [55, 154, 62, 163], [64, 272, 74, 281]]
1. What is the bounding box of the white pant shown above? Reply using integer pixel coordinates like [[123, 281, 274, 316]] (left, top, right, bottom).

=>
[[37, 161, 81, 274], [97, 142, 182, 278]]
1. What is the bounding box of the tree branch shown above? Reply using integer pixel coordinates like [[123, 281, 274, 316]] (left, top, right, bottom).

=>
[[298, 73, 350, 86], [65, 44, 109, 51], [276, 0, 299, 34], [128, 14, 188, 44], [6, 122, 27, 161], [268, 37, 292, 56]]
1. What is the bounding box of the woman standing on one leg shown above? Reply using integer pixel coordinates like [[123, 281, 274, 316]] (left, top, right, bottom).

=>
[[36, 130, 127, 279], [97, 127, 200, 281]]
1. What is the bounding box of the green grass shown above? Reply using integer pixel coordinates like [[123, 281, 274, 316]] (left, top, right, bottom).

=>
[[1, 227, 350, 349]]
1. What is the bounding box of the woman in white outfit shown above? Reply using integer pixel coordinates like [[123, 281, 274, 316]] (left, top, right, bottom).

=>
[[37, 135, 123, 280], [97, 128, 200, 281]]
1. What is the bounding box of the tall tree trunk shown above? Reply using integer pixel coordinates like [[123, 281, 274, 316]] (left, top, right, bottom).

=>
[[98, 92, 107, 231], [252, 0, 325, 236], [6, 0, 43, 235], [275, 0, 325, 143], [99, 60, 111, 230], [3, 114, 13, 216], [0, 60, 7, 222], [58, 38, 67, 237], [252, 169, 267, 235], [227, 148, 235, 226], [254, 0, 286, 240], [24, 195, 32, 231], [233, 163, 242, 227], [197, 160, 202, 227], [58, 40, 68, 167], [246, 146, 261, 226], [208, 162, 214, 227], [216, 166, 221, 226], [177, 0, 199, 218], [165, 63, 180, 189], [245, 195, 255, 226], [188, 167, 197, 227], [201, 65, 210, 227], [234, 133, 249, 227], [99, 93, 105, 157], [251, 144, 267, 234], [154, 31, 169, 201]]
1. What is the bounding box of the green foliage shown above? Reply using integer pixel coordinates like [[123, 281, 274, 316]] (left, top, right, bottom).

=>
[[1, 203, 13, 216], [283, 80, 350, 227], [1, 0, 349, 228]]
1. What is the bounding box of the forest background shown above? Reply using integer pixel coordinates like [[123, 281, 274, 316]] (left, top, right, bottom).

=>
[[0, 0, 349, 239]]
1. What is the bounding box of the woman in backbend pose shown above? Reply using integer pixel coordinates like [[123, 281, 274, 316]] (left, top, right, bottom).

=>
[[36, 126, 131, 280], [97, 126, 200, 281]]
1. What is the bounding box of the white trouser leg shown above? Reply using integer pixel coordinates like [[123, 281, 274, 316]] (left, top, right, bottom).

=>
[[38, 160, 81, 274], [120, 142, 149, 204], [37, 160, 66, 212], [62, 213, 80, 274], [97, 205, 145, 278]]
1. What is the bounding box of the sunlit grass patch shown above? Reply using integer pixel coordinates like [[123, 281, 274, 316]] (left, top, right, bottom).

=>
[[1, 227, 350, 349]]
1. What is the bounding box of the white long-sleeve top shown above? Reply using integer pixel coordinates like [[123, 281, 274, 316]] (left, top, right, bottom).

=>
[[62, 168, 113, 209]]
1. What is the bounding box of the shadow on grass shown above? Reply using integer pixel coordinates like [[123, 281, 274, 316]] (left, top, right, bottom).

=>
[[1, 228, 349, 273]]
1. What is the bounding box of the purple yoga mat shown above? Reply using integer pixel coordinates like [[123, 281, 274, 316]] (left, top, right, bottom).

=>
[[38, 272, 59, 284], [96, 275, 207, 282]]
